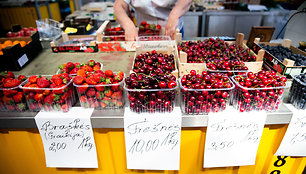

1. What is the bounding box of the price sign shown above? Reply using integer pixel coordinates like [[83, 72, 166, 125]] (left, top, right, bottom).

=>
[[124, 108, 182, 170], [275, 104, 306, 156], [204, 109, 267, 168], [35, 107, 98, 168]]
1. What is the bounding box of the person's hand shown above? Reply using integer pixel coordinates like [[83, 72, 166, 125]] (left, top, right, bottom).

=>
[[125, 25, 138, 41], [165, 15, 179, 39]]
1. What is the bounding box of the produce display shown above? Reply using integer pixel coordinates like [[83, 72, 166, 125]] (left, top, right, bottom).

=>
[[6, 27, 37, 38], [73, 70, 124, 109], [260, 44, 306, 66], [105, 27, 124, 36], [180, 70, 234, 114], [0, 40, 29, 55], [133, 50, 176, 75], [124, 72, 177, 113], [288, 73, 306, 110], [0, 71, 27, 111], [57, 60, 102, 75], [232, 71, 288, 112], [20, 74, 74, 112], [138, 21, 162, 36]]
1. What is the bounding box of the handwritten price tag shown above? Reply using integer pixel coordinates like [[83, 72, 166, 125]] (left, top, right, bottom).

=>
[[275, 104, 306, 156], [124, 108, 182, 170], [204, 108, 267, 168], [35, 107, 98, 168]]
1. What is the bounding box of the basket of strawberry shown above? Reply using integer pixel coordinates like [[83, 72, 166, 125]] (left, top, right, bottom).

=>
[[180, 70, 234, 115], [20, 74, 74, 112], [138, 21, 162, 36], [73, 69, 124, 109], [0, 71, 27, 111], [231, 71, 288, 112], [124, 72, 178, 113], [57, 60, 103, 75]]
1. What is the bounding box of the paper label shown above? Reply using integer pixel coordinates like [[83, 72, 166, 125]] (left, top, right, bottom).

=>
[[275, 104, 306, 156], [124, 108, 182, 170], [18, 54, 29, 67], [204, 109, 267, 168], [35, 107, 98, 168]]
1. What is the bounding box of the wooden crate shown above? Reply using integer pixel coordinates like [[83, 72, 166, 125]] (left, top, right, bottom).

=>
[[96, 20, 182, 52], [252, 39, 306, 77], [176, 33, 265, 76], [130, 45, 179, 79]]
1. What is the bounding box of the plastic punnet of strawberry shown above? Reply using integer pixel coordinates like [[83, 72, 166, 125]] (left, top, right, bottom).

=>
[[73, 70, 125, 110], [0, 71, 28, 112], [179, 70, 234, 115], [231, 71, 289, 112], [20, 74, 74, 112], [57, 60, 103, 75], [124, 72, 178, 113]]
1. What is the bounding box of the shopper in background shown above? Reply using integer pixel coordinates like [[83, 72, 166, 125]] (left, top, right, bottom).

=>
[[114, 0, 192, 41]]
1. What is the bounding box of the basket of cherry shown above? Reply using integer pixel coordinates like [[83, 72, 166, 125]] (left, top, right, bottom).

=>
[[57, 60, 103, 76], [20, 74, 75, 112], [0, 71, 27, 111], [231, 71, 288, 112], [124, 73, 178, 113], [73, 70, 124, 109], [287, 73, 306, 110], [180, 70, 234, 114]]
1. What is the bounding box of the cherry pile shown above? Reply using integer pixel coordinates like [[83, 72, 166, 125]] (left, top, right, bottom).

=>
[[133, 50, 175, 75], [180, 70, 233, 114], [125, 73, 177, 113], [232, 71, 287, 112], [288, 73, 306, 109]]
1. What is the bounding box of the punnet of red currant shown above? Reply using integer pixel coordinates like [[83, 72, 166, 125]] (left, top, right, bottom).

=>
[[287, 73, 306, 110], [124, 72, 178, 113], [231, 71, 288, 112], [180, 70, 234, 114]]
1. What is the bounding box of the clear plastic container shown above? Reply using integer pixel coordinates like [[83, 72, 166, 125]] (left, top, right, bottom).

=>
[[207, 69, 248, 77], [136, 36, 171, 41], [56, 62, 103, 76], [73, 73, 125, 110], [0, 80, 28, 112], [231, 75, 289, 112], [288, 75, 306, 110], [36, 19, 62, 40], [179, 76, 234, 115], [124, 80, 178, 113], [20, 75, 75, 112], [102, 35, 125, 42]]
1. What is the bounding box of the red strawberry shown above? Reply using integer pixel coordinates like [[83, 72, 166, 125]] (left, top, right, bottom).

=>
[[100, 102, 107, 108], [70, 67, 79, 74], [80, 95, 87, 103], [4, 79, 21, 88], [60, 73, 70, 80], [85, 76, 97, 85], [73, 76, 84, 85], [92, 73, 103, 83], [86, 88, 96, 97], [74, 62, 81, 67], [34, 93, 44, 102], [53, 85, 66, 94], [3, 96, 13, 104], [104, 89, 112, 97], [1, 71, 15, 79], [105, 70, 113, 77], [37, 77, 50, 88], [95, 82, 105, 91], [43, 89, 51, 96], [88, 60, 95, 67], [140, 21, 147, 26], [95, 92, 102, 100], [52, 76, 63, 86], [65, 62, 74, 70], [44, 94, 55, 105], [117, 71, 124, 77], [29, 75, 38, 83], [84, 65, 93, 72], [61, 104, 68, 112], [13, 92, 23, 102], [6, 105, 15, 111], [16, 103, 26, 111], [105, 77, 113, 84], [111, 84, 119, 92], [156, 24, 161, 30], [17, 75, 27, 82], [113, 74, 123, 82], [61, 92, 68, 100], [95, 70, 103, 74], [93, 65, 100, 71], [77, 83, 88, 94], [111, 91, 122, 100]]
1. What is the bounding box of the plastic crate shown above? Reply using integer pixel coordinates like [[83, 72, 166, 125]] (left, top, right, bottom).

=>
[[288, 74, 306, 110], [207, 69, 248, 76], [231, 75, 289, 112], [102, 35, 125, 42], [136, 36, 171, 41], [20, 75, 75, 112], [179, 76, 234, 115], [124, 80, 178, 113], [0, 80, 28, 112], [73, 73, 125, 110]]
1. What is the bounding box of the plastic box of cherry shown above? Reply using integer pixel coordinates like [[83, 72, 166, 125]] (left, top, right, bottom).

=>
[[288, 73, 306, 110], [231, 71, 288, 112], [180, 70, 234, 114]]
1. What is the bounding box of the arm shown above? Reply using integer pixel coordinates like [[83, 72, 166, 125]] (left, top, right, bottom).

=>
[[165, 0, 192, 38], [114, 0, 138, 41]]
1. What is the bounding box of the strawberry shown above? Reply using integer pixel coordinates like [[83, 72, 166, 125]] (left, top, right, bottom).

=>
[[66, 62, 74, 70], [113, 74, 123, 82], [140, 21, 147, 26], [44, 94, 55, 105], [77, 69, 86, 77], [111, 91, 122, 100], [51, 76, 63, 86], [34, 93, 44, 102], [105, 77, 113, 84], [6, 105, 15, 111], [104, 89, 112, 97], [13, 92, 23, 102], [95, 82, 105, 91], [87, 97, 95, 105], [3, 96, 13, 104], [77, 83, 88, 94], [17, 75, 27, 82], [95, 91, 103, 100], [60, 73, 70, 80], [95, 70, 103, 74], [16, 103, 26, 111], [4, 79, 21, 88], [156, 24, 161, 30], [70, 67, 79, 74], [85, 76, 97, 85], [43, 89, 51, 96], [73, 76, 84, 85], [105, 70, 113, 77], [92, 73, 103, 83], [37, 77, 50, 88], [93, 65, 100, 71], [86, 88, 96, 97], [100, 102, 107, 108], [84, 65, 93, 72], [88, 60, 95, 67], [80, 95, 87, 103], [1, 71, 15, 79], [91, 101, 99, 108], [29, 75, 38, 83], [28, 92, 35, 99], [111, 85, 119, 92], [60, 92, 68, 100], [117, 71, 124, 77], [53, 85, 66, 94], [74, 62, 81, 67], [61, 104, 68, 112], [29, 103, 38, 110]]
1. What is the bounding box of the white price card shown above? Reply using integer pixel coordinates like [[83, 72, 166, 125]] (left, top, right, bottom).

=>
[[124, 107, 182, 170], [35, 107, 98, 168], [275, 104, 306, 156], [204, 108, 267, 168]]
